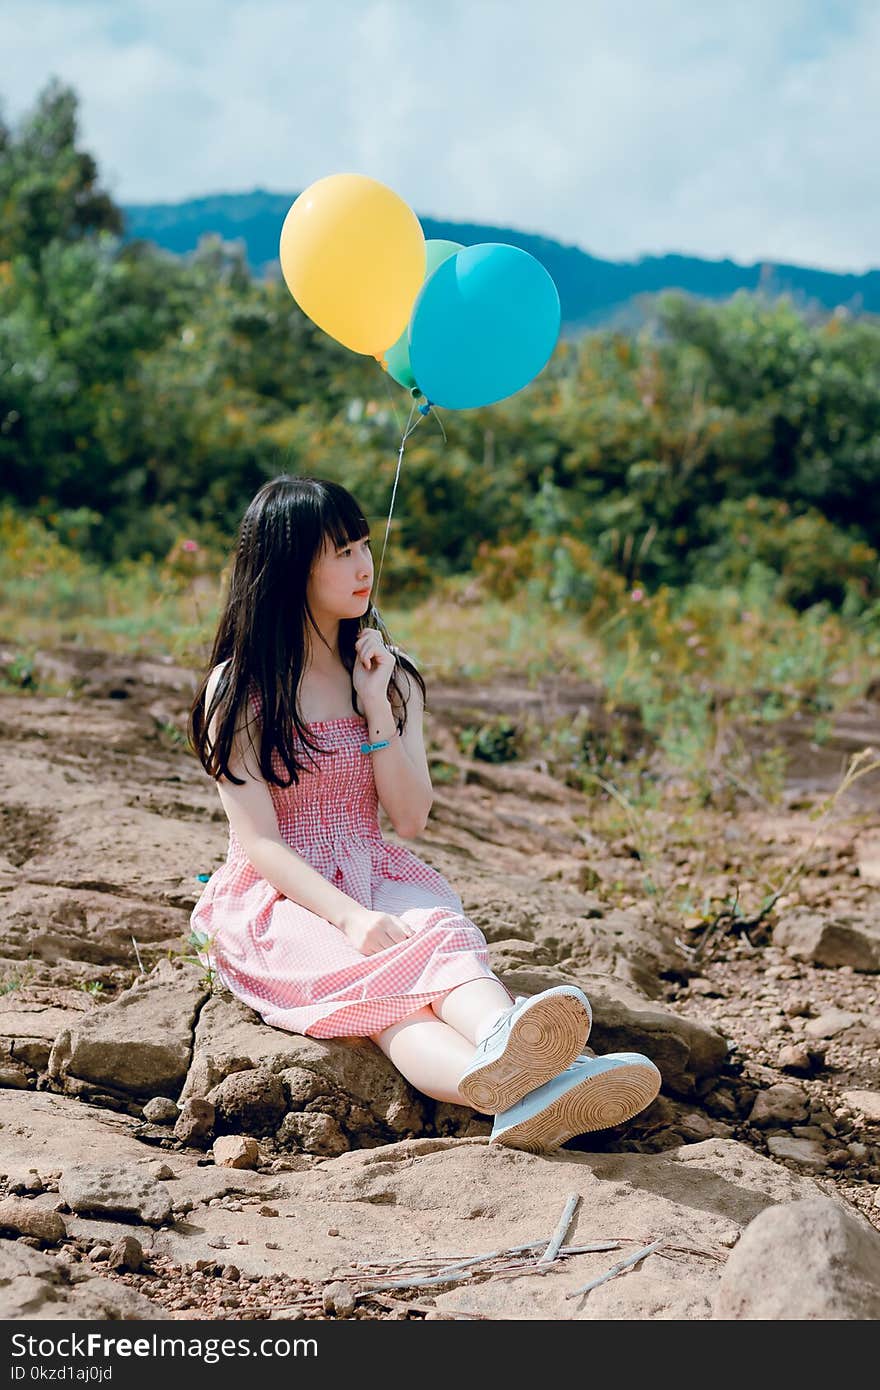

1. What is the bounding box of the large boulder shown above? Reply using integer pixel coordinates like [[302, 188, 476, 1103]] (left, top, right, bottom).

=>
[[48, 959, 208, 1100], [712, 1197, 880, 1319], [58, 1163, 174, 1226], [180, 992, 427, 1144]]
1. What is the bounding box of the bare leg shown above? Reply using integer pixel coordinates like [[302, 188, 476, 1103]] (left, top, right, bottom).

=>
[[429, 975, 515, 1045], [369, 1006, 479, 1105]]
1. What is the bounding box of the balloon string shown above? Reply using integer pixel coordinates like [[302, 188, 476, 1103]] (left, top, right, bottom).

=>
[[372, 402, 422, 609], [380, 369, 405, 438], [429, 405, 447, 444]]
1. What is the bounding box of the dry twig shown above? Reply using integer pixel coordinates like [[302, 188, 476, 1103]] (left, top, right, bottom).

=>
[[565, 1239, 665, 1300], [539, 1193, 580, 1265]]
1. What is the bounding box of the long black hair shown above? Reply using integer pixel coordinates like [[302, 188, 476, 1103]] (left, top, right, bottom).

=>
[[188, 475, 427, 788]]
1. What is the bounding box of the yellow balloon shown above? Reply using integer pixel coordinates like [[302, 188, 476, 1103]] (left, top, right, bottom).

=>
[[279, 173, 425, 357]]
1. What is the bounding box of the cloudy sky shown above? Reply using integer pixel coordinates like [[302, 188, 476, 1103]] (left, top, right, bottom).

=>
[[2, 1, 876, 272]]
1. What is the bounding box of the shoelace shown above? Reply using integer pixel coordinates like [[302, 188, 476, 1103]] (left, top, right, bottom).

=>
[[477, 996, 529, 1048]]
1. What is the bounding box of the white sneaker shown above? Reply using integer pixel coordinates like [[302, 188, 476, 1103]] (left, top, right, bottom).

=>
[[457, 985, 593, 1114], [490, 1051, 662, 1153]]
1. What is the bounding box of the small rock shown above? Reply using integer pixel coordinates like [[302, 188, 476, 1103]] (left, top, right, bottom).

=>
[[276, 1112, 348, 1156], [842, 1090, 880, 1123], [106, 1236, 144, 1272], [147, 1162, 175, 1181], [778, 1043, 815, 1075], [89, 1245, 109, 1261], [749, 1084, 810, 1129], [848, 1142, 869, 1161], [206, 1068, 287, 1136], [327, 1227, 339, 1237], [222, 1265, 240, 1281], [259, 1206, 279, 1217], [765, 1135, 828, 1172], [279, 1066, 324, 1107], [174, 1097, 215, 1144], [791, 1126, 827, 1142], [322, 1280, 356, 1316], [142, 1097, 179, 1124], [212, 1135, 261, 1170], [677, 1112, 733, 1140], [0, 1197, 66, 1244], [804, 1009, 859, 1040], [0, 1066, 30, 1089], [718, 1230, 740, 1248], [206, 1237, 228, 1250], [783, 997, 812, 1018], [687, 976, 722, 997], [774, 913, 880, 972], [265, 1242, 280, 1251], [824, 1148, 851, 1169]]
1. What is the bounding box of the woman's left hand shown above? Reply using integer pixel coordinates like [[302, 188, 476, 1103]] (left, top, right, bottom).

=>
[[353, 628, 396, 709]]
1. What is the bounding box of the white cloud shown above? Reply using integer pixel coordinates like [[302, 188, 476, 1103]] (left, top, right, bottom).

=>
[[0, 0, 876, 271]]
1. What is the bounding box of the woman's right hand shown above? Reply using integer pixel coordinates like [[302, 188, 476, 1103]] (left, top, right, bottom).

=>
[[337, 905, 414, 956]]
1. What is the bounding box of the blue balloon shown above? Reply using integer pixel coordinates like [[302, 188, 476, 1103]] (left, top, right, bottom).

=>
[[408, 243, 560, 410]]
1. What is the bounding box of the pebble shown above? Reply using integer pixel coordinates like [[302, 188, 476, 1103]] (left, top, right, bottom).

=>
[[212, 1136, 261, 1170], [147, 1162, 175, 1181], [804, 1009, 859, 1040], [322, 1281, 356, 1316], [0, 1197, 66, 1244], [778, 1044, 814, 1075], [765, 1135, 828, 1172], [142, 1098, 179, 1124], [783, 997, 812, 1018], [173, 1097, 215, 1144], [107, 1235, 144, 1273], [841, 1090, 880, 1123], [749, 1084, 809, 1128]]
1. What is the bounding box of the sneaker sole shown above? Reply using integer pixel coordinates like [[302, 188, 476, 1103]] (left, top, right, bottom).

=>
[[458, 991, 592, 1114], [489, 1061, 662, 1153]]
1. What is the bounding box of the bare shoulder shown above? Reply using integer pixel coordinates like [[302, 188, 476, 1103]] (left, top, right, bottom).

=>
[[202, 663, 281, 855], [204, 659, 260, 780]]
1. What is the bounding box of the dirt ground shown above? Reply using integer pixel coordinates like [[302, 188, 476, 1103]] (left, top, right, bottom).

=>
[[1, 640, 878, 1318]]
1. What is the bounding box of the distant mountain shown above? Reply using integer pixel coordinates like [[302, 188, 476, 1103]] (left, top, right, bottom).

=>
[[123, 190, 880, 331]]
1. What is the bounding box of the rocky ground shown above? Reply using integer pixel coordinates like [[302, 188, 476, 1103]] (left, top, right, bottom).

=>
[[1, 639, 879, 1320]]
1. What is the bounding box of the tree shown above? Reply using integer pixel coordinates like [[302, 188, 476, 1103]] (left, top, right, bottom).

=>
[[0, 79, 121, 266]]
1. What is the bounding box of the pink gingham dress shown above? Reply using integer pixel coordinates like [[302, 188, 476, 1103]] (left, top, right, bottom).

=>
[[190, 684, 504, 1037]]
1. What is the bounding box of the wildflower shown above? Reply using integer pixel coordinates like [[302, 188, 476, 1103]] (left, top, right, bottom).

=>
[[182, 539, 200, 553], [631, 588, 644, 602]]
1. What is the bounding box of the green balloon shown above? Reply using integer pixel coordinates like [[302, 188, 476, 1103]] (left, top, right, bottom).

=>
[[384, 240, 463, 390]]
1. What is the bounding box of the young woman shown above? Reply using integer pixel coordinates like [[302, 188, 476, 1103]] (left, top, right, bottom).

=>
[[188, 475, 660, 1151]]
